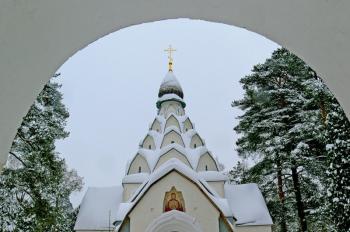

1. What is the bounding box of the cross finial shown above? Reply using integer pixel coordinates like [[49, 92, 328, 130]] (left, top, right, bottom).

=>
[[164, 45, 176, 72]]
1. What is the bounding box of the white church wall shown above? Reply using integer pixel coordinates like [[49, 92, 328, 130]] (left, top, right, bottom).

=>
[[161, 130, 185, 148], [235, 225, 272, 232], [207, 181, 225, 197], [154, 149, 191, 170], [190, 134, 204, 148], [123, 183, 142, 202], [197, 153, 218, 171], [128, 171, 221, 232], [128, 154, 150, 175], [164, 115, 181, 132]]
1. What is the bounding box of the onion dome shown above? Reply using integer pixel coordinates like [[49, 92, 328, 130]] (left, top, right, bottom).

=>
[[157, 72, 186, 109], [158, 71, 184, 99]]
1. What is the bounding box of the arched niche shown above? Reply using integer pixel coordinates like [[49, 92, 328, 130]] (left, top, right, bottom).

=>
[[197, 153, 218, 171], [190, 134, 204, 149], [154, 148, 191, 170], [142, 135, 156, 150], [161, 130, 185, 148], [128, 154, 150, 174], [165, 115, 181, 132]]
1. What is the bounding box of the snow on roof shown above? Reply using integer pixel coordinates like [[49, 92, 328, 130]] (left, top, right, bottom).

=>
[[224, 183, 273, 226], [122, 173, 149, 184], [74, 186, 123, 231], [198, 171, 228, 182], [126, 113, 220, 172], [157, 93, 184, 104]]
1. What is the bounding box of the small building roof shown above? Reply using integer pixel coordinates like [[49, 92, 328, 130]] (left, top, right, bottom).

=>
[[224, 183, 273, 226], [74, 186, 123, 231]]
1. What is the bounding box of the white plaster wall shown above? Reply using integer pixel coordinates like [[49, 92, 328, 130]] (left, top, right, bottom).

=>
[[235, 225, 272, 232], [161, 131, 185, 148], [1, 1, 350, 170], [123, 183, 142, 202], [155, 149, 191, 170], [197, 153, 218, 171], [190, 134, 204, 148], [128, 171, 221, 232], [142, 135, 156, 150], [165, 115, 181, 132], [128, 155, 150, 174], [207, 181, 225, 197]]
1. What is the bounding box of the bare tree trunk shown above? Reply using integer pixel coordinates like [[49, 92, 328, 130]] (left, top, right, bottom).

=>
[[291, 166, 307, 232], [277, 158, 288, 232]]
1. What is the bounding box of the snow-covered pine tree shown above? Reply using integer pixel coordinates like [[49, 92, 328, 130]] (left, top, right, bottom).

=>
[[232, 48, 329, 231], [0, 75, 83, 232], [325, 101, 350, 232]]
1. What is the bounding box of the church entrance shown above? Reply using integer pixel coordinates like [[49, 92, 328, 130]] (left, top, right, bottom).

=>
[[145, 210, 202, 232]]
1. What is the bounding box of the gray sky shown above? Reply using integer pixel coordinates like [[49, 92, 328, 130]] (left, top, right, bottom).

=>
[[56, 19, 279, 206]]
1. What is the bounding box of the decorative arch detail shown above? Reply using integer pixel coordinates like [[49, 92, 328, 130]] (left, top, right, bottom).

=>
[[150, 119, 161, 132], [165, 115, 181, 132], [190, 134, 204, 148], [127, 154, 150, 174], [197, 152, 218, 171], [145, 210, 202, 232], [142, 135, 156, 150], [154, 148, 192, 170], [161, 130, 185, 148], [183, 118, 193, 132]]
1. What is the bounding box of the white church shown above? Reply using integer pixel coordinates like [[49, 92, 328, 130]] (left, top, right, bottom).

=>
[[74, 50, 273, 232]]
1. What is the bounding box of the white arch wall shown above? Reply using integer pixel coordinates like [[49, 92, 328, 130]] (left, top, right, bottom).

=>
[[1, 0, 349, 170]]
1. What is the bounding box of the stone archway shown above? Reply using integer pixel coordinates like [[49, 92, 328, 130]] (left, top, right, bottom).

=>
[[145, 210, 202, 232], [1, 1, 350, 170]]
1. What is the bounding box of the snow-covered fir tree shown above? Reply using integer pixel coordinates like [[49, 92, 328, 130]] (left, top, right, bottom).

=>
[[232, 48, 336, 232], [0, 75, 83, 232], [325, 101, 350, 232]]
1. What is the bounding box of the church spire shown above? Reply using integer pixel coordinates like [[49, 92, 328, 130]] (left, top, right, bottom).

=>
[[164, 45, 176, 72]]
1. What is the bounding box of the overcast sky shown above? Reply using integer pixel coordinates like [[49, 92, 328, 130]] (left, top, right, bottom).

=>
[[55, 19, 279, 206]]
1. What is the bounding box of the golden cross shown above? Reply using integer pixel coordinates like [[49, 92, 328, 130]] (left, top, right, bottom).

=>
[[164, 45, 176, 71]]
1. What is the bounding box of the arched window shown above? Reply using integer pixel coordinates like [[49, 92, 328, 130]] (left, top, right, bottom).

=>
[[148, 144, 152, 149], [171, 141, 175, 144], [194, 144, 197, 148], [205, 165, 208, 171], [138, 166, 142, 173]]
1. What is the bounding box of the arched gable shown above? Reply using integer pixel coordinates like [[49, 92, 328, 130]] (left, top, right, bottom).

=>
[[142, 135, 156, 150], [164, 115, 181, 132], [161, 130, 185, 148], [128, 154, 151, 175], [120, 170, 233, 232], [190, 134, 204, 149], [150, 119, 161, 132], [154, 148, 191, 170], [183, 118, 193, 132], [197, 153, 218, 171]]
